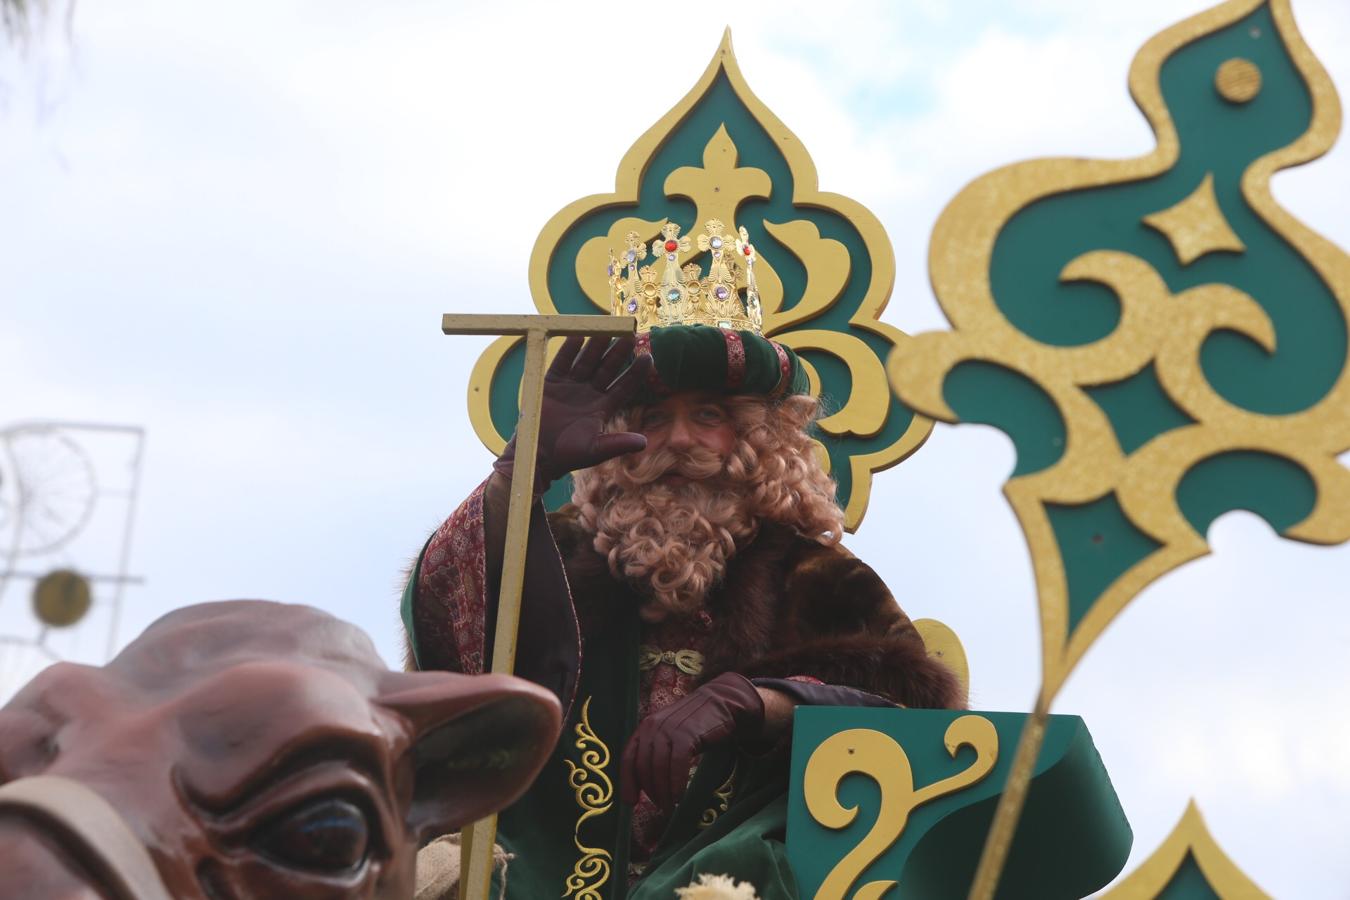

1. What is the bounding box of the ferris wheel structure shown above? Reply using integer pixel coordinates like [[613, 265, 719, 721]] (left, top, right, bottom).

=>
[[0, 421, 145, 702]]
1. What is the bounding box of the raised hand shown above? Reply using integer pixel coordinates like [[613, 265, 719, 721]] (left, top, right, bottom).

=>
[[494, 334, 653, 494]]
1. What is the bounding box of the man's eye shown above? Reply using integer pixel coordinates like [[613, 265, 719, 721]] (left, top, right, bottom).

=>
[[256, 797, 370, 872], [695, 408, 725, 423]]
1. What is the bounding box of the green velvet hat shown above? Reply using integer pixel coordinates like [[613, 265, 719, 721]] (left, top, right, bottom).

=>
[[635, 324, 810, 402]]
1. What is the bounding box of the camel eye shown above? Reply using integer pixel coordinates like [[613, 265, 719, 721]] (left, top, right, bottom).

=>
[[257, 797, 369, 872]]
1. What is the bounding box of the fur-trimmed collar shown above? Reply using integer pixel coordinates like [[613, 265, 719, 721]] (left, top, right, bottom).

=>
[[547, 508, 963, 709]]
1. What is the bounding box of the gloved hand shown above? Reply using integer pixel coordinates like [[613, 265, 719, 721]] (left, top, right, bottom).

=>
[[620, 672, 766, 811], [494, 334, 653, 494]]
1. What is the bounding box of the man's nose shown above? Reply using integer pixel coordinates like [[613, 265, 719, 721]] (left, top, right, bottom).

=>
[[667, 416, 695, 450]]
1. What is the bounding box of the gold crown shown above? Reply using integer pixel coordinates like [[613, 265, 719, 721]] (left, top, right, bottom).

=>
[[608, 219, 763, 334]]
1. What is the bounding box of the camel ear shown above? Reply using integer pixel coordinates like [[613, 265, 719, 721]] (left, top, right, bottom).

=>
[[377, 672, 561, 842]]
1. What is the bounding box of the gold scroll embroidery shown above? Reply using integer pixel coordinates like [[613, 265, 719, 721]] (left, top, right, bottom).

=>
[[563, 697, 612, 900], [698, 762, 738, 829]]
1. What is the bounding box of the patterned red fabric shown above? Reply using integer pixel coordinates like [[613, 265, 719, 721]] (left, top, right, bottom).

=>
[[770, 340, 792, 397], [722, 330, 747, 389], [629, 609, 715, 873], [634, 332, 671, 394], [416, 479, 489, 675]]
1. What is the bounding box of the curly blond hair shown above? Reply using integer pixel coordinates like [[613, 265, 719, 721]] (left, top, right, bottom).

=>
[[571, 393, 843, 619]]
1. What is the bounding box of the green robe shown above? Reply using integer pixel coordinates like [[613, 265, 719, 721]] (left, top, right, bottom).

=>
[[402, 479, 961, 899]]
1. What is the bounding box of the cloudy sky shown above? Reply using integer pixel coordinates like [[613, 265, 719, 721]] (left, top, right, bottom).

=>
[[3, 0, 1348, 895]]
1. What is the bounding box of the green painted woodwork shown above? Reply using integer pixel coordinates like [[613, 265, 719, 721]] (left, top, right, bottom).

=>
[[1047, 493, 1163, 637], [944, 360, 1067, 477], [785, 708, 1131, 899], [1176, 449, 1316, 536], [1156, 853, 1224, 900], [990, 5, 1341, 417], [487, 71, 921, 514], [1084, 365, 1195, 455], [924, 0, 1345, 652]]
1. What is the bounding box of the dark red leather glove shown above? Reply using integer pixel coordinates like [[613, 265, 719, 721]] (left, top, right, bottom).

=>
[[494, 334, 653, 494], [620, 672, 765, 812]]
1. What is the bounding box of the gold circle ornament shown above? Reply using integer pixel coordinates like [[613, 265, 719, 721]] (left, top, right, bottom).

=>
[[32, 569, 93, 628], [1215, 57, 1262, 103]]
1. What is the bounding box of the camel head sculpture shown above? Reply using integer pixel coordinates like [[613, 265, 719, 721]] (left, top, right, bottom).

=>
[[0, 600, 561, 899]]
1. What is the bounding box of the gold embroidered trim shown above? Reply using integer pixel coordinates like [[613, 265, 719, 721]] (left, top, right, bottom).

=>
[[636, 645, 704, 675], [698, 762, 738, 829], [562, 697, 613, 900]]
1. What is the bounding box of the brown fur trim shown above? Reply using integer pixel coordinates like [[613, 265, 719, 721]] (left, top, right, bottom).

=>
[[701, 523, 799, 674], [551, 508, 962, 709]]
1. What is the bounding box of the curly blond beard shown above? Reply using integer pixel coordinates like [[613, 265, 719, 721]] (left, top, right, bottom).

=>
[[570, 394, 844, 622]]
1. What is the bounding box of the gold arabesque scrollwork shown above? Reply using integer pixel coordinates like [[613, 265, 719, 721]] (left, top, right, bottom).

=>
[[890, 0, 1350, 703], [890, 1, 1350, 895], [802, 717, 999, 900]]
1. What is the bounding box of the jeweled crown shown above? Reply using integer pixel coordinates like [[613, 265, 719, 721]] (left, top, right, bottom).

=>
[[608, 219, 763, 334]]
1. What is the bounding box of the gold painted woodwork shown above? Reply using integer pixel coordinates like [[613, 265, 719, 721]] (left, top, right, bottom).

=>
[[1100, 800, 1272, 898], [442, 314, 634, 336], [893, 0, 1349, 715], [1216, 57, 1263, 103], [889, 1, 1349, 896], [563, 697, 615, 900], [1143, 173, 1248, 264], [913, 617, 970, 706], [467, 30, 933, 532], [801, 717, 998, 900]]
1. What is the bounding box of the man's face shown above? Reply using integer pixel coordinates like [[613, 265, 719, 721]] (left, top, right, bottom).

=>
[[633, 391, 737, 477]]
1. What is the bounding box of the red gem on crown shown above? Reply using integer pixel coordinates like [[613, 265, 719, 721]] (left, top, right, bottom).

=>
[[664, 240, 679, 253]]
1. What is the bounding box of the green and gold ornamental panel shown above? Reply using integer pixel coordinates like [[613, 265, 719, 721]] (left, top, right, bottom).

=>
[[786, 707, 1131, 899], [889, 0, 1349, 894], [468, 32, 933, 531], [892, 0, 1350, 702]]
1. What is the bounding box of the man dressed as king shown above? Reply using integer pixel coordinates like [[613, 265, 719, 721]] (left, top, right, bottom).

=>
[[401, 228, 963, 898]]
